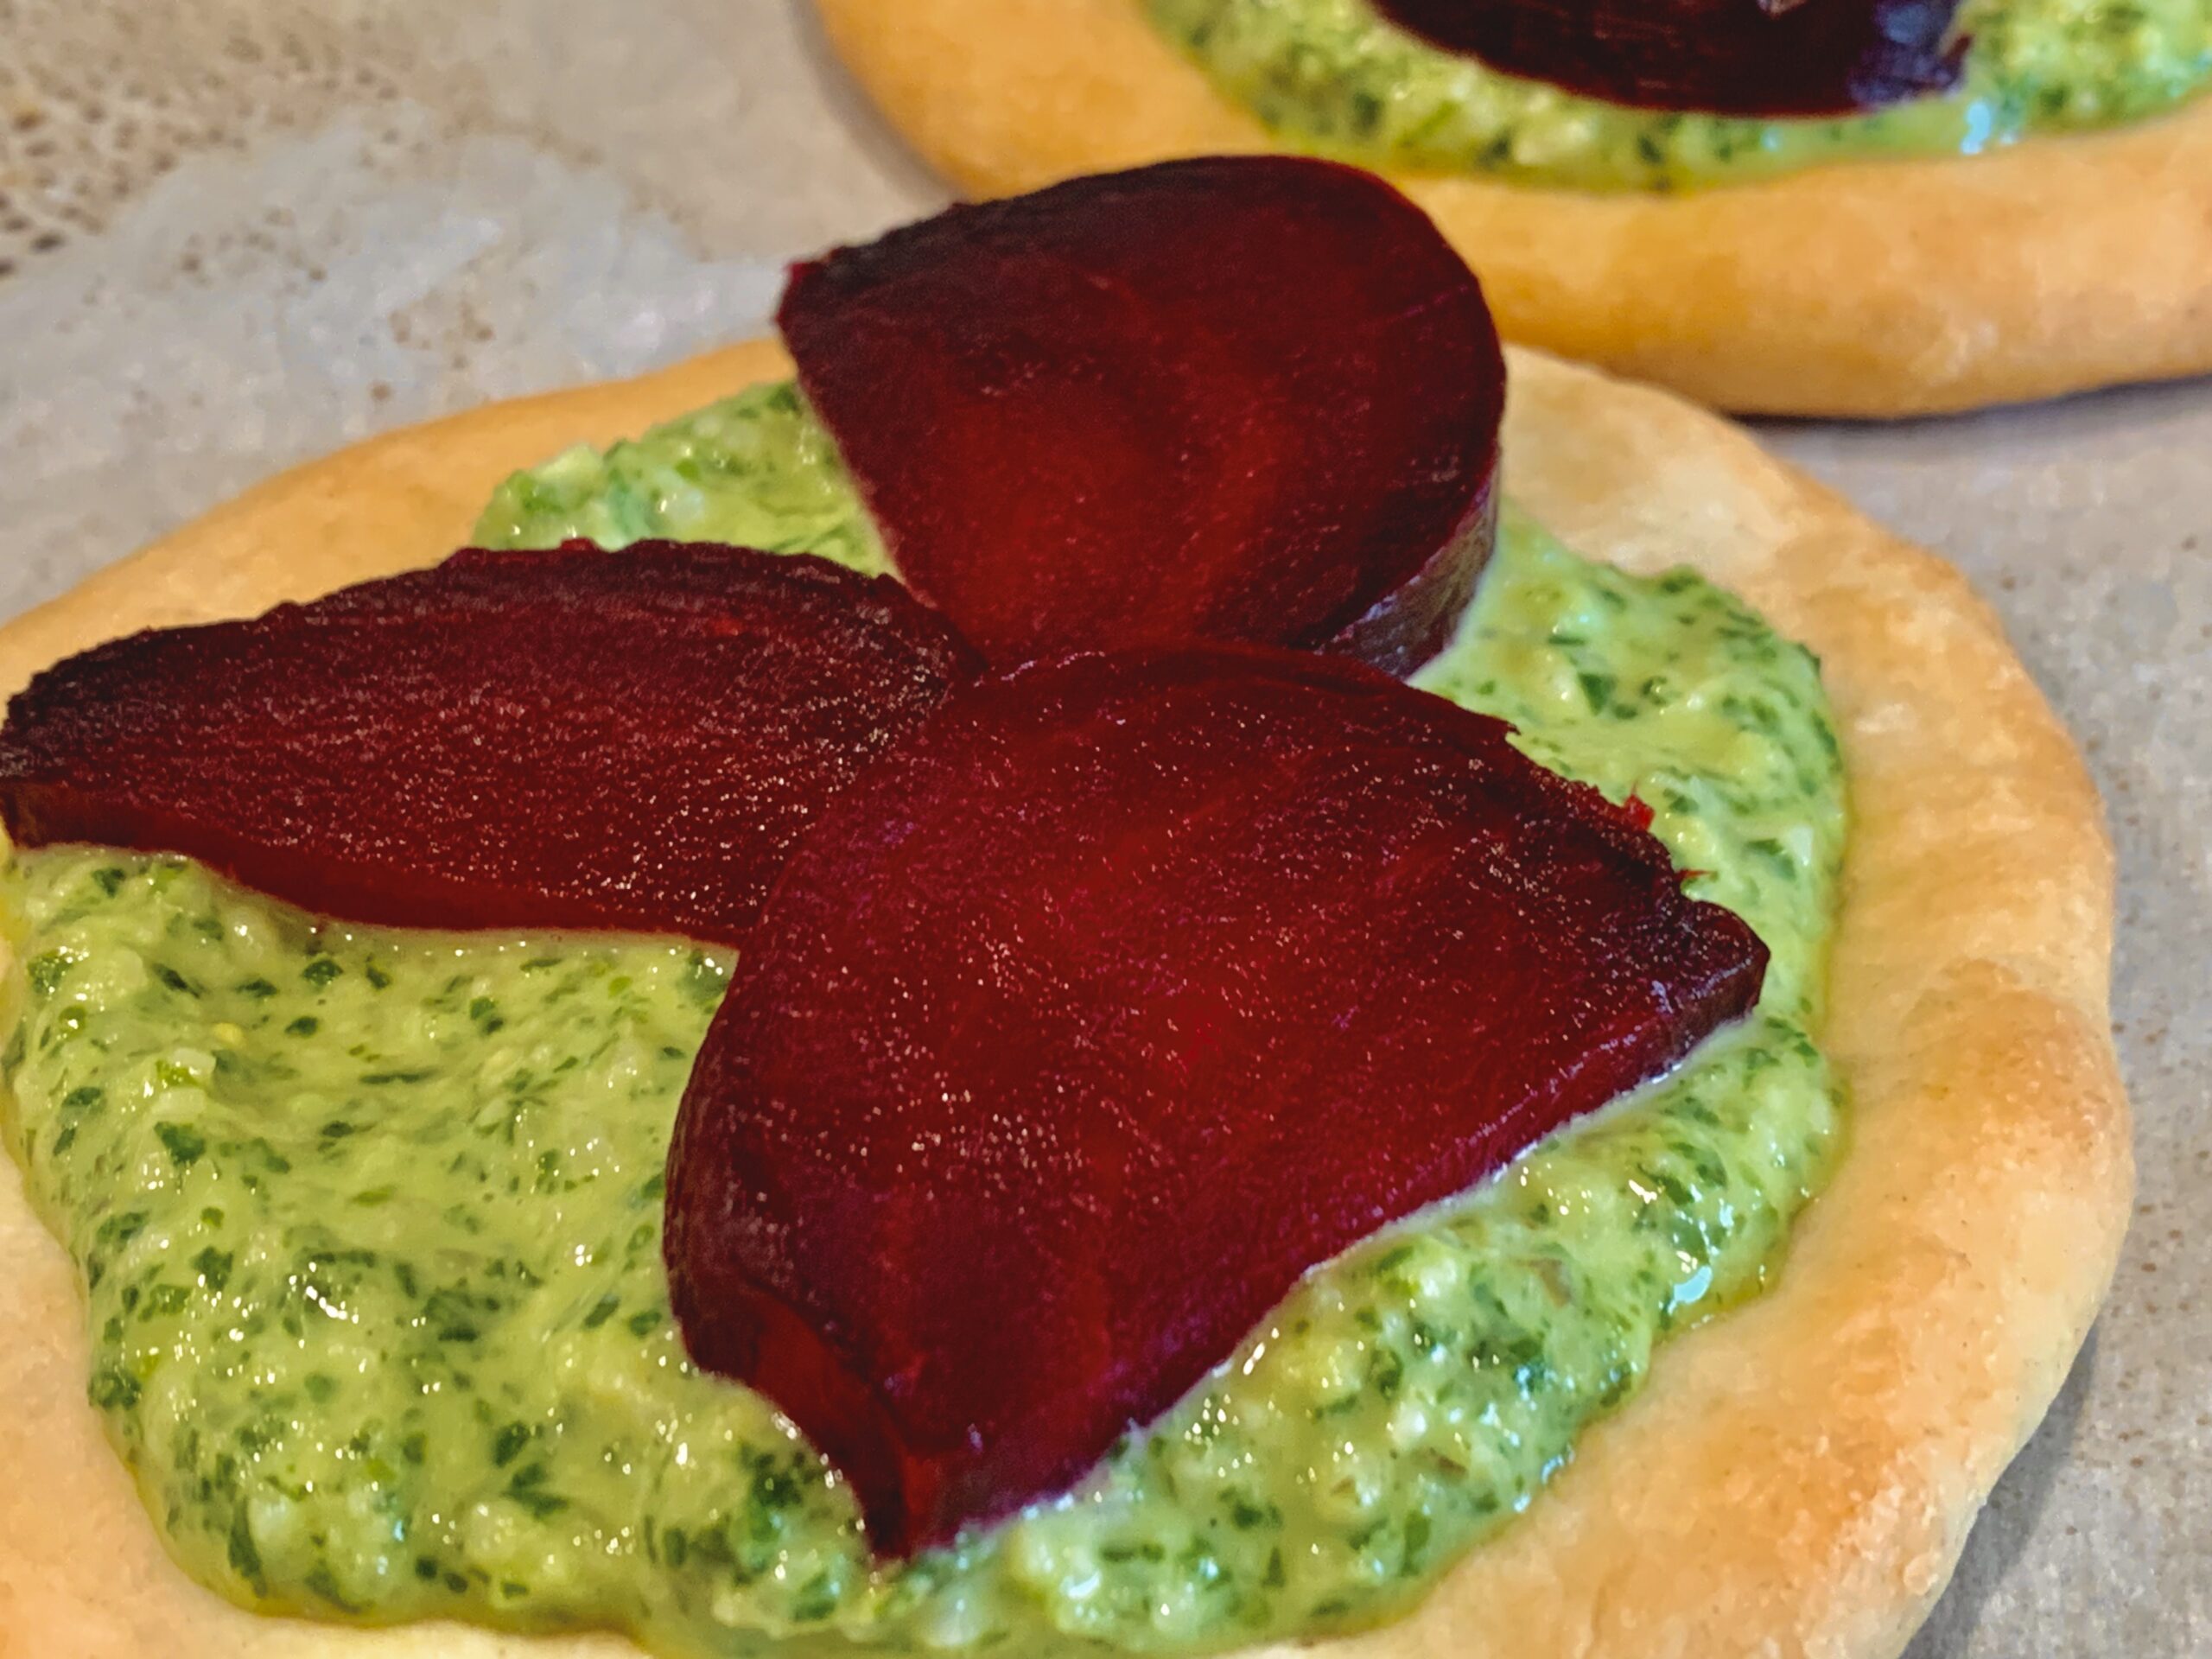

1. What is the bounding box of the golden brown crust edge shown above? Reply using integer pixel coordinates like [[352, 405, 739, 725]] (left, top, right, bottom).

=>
[[0, 343, 2128, 1659], [812, 0, 2212, 417]]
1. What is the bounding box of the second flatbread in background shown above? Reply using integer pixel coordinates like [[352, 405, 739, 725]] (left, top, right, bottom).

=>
[[813, 0, 2212, 417]]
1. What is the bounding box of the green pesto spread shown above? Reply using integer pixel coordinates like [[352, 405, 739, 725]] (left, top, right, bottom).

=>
[[1, 385, 1847, 1656], [1147, 0, 2212, 189], [474, 380, 888, 576]]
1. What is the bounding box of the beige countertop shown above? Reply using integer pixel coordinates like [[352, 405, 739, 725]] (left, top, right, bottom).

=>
[[3, 2, 2203, 1651]]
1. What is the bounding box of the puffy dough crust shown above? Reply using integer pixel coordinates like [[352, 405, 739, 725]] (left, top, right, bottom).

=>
[[0, 343, 2128, 1659], [811, 0, 2212, 416]]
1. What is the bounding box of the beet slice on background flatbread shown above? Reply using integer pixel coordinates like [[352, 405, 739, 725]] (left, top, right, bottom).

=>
[[666, 645, 1767, 1554], [1373, 0, 1965, 117], [779, 156, 1503, 674], [0, 543, 981, 945]]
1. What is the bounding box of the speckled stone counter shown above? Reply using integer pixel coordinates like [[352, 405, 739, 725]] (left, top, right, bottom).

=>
[[3, 2, 2205, 1651]]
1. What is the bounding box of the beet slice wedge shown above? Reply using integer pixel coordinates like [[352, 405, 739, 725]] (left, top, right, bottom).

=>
[[666, 645, 1767, 1554], [0, 543, 981, 946], [1374, 0, 1965, 118], [778, 156, 1503, 675]]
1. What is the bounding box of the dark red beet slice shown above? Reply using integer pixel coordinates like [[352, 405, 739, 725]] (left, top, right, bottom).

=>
[[778, 156, 1503, 675], [666, 646, 1767, 1554], [0, 543, 981, 946], [1374, 0, 1965, 118]]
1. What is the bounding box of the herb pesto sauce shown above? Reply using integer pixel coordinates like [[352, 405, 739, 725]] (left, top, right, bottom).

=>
[[2, 387, 1847, 1656], [1147, 0, 2212, 190]]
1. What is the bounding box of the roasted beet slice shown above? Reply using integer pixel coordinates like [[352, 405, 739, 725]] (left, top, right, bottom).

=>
[[779, 156, 1503, 675], [1374, 0, 1965, 117], [666, 646, 1766, 1554], [0, 543, 981, 945]]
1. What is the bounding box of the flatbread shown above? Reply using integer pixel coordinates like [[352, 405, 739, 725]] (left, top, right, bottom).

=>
[[0, 342, 2129, 1658], [810, 0, 2212, 416]]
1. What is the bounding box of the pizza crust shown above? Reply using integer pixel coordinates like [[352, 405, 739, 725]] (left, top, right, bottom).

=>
[[0, 342, 2128, 1658], [810, 0, 2212, 417]]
